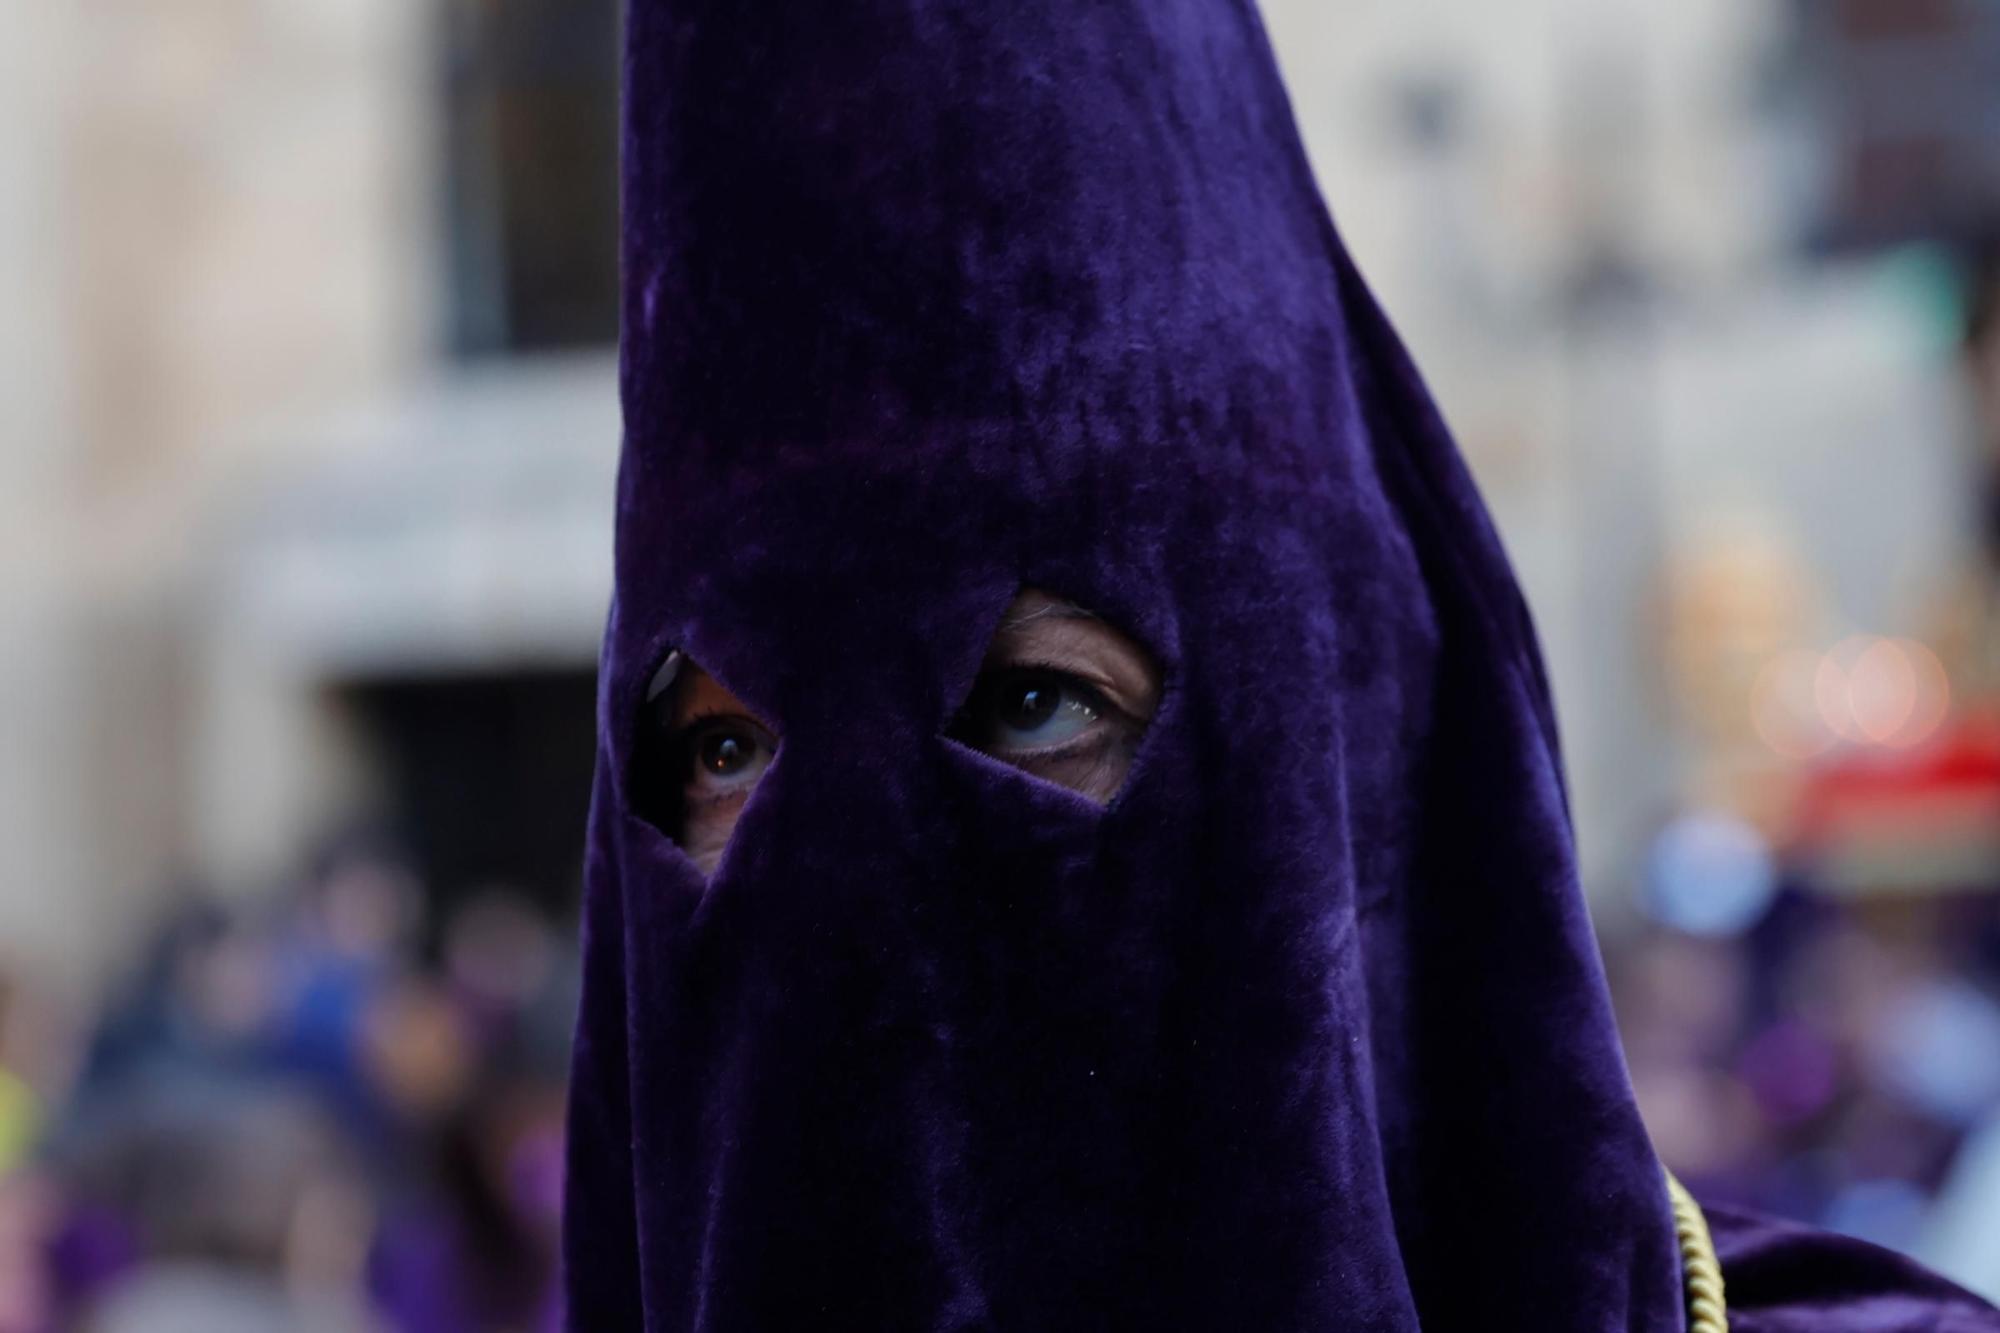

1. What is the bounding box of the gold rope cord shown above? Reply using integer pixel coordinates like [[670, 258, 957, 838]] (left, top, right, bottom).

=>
[[1665, 1172, 1728, 1333]]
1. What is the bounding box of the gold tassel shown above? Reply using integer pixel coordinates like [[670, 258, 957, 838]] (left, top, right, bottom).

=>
[[1666, 1172, 1728, 1333]]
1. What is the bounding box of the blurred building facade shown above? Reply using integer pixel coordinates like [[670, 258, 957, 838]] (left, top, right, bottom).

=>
[[2, 0, 437, 976], [9, 0, 2000, 1314], [1, 0, 1994, 992], [1, 0, 622, 981]]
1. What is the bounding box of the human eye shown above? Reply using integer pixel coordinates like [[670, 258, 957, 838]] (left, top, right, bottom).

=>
[[947, 661, 1149, 805], [628, 657, 779, 873], [677, 713, 778, 802], [954, 668, 1110, 755], [945, 590, 1162, 804]]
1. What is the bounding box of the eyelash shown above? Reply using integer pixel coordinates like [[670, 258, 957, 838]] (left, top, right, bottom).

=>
[[645, 705, 775, 799], [995, 661, 1126, 715], [952, 664, 1130, 756], [650, 668, 1132, 762]]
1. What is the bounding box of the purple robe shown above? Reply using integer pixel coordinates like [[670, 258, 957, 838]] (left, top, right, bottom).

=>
[[562, 0, 2000, 1326], [1712, 1205, 1998, 1331]]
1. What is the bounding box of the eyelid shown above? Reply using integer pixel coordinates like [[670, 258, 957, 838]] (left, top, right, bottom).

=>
[[983, 601, 1161, 716], [683, 785, 755, 808], [993, 720, 1115, 761], [679, 708, 772, 734], [980, 661, 1131, 726], [954, 669, 1129, 769]]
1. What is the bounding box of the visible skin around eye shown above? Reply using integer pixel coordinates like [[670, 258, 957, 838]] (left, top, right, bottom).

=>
[[662, 668, 779, 875], [947, 589, 1161, 803], [652, 589, 1161, 873]]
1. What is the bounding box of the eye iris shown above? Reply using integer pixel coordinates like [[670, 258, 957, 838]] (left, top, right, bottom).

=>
[[1002, 683, 1061, 731], [700, 731, 753, 776]]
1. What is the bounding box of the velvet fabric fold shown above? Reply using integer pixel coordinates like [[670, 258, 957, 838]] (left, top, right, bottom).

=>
[[1708, 1205, 2000, 1332], [563, 0, 2000, 1328]]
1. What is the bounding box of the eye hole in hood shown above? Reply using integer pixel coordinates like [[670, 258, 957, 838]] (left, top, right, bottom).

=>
[[628, 589, 1162, 871], [946, 588, 1161, 806], [630, 650, 781, 875]]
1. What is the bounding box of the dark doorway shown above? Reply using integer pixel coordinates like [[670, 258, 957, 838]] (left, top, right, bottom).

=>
[[345, 670, 598, 931]]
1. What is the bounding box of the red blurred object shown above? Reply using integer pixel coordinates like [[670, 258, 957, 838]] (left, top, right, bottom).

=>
[[1790, 713, 2000, 894]]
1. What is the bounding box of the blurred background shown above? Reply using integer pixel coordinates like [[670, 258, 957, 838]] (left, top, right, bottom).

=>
[[3, 0, 2000, 1326]]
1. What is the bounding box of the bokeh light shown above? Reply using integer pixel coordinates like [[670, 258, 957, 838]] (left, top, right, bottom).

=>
[[1758, 636, 1951, 758], [1753, 649, 1838, 759], [1645, 811, 1778, 937]]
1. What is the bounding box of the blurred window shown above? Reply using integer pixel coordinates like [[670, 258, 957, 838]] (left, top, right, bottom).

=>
[[1788, 0, 2000, 251], [443, 0, 621, 354]]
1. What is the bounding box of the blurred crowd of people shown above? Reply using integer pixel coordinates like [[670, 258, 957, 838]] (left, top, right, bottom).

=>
[[1616, 877, 2000, 1270], [0, 838, 575, 1333], [1611, 243, 2000, 1301]]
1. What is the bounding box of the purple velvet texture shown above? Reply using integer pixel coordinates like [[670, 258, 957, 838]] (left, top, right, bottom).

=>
[[1710, 1205, 2000, 1332], [564, 0, 2000, 1327]]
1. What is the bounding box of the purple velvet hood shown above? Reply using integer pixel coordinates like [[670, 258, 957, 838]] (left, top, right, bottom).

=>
[[563, 0, 2000, 1327]]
